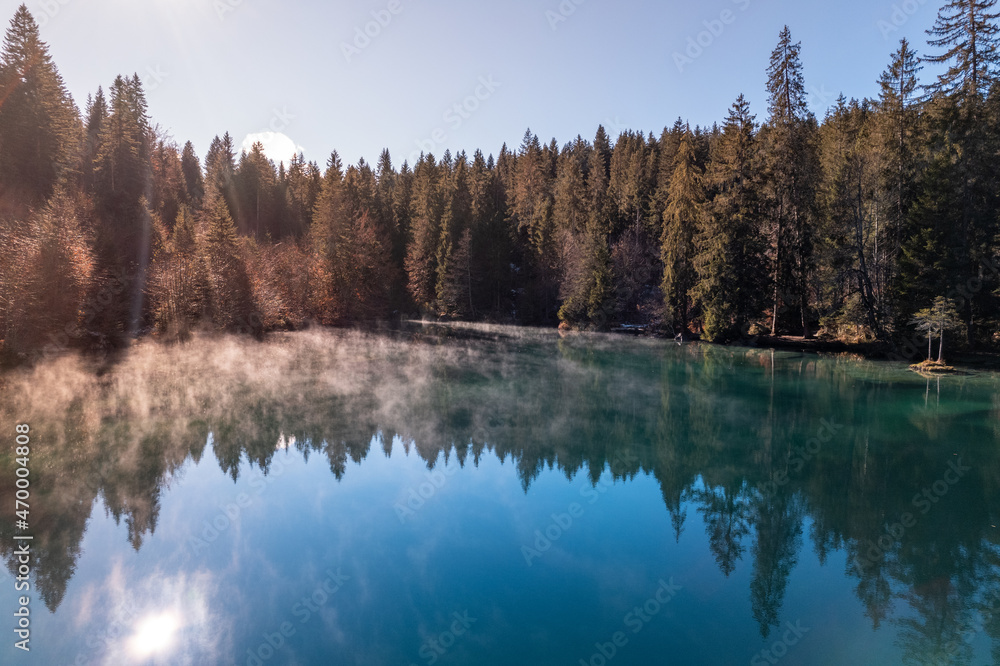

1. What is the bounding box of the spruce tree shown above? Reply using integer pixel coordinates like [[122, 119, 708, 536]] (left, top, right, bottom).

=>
[[661, 132, 704, 334], [817, 97, 886, 340], [0, 5, 80, 212], [202, 190, 256, 333], [405, 154, 444, 311], [878, 39, 922, 324], [436, 153, 473, 316], [181, 141, 205, 208], [924, 0, 1000, 100], [512, 129, 558, 321], [693, 95, 766, 342], [762, 26, 819, 337], [234, 141, 278, 237]]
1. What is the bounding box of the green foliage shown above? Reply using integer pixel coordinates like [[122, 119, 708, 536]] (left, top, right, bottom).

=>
[[0, 5, 80, 214], [911, 296, 963, 360], [693, 95, 766, 342], [4, 2, 1000, 362], [661, 132, 703, 332]]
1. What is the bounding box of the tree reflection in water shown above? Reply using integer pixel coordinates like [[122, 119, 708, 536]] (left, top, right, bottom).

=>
[[1, 324, 999, 662]]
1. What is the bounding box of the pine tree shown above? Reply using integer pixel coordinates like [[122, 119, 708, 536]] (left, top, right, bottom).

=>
[[180, 141, 205, 208], [0, 5, 80, 213], [878, 39, 922, 325], [308, 151, 349, 322], [234, 141, 278, 237], [149, 137, 186, 234], [436, 153, 473, 316], [202, 191, 256, 333], [405, 154, 444, 311], [553, 140, 592, 324], [147, 204, 208, 337], [512, 129, 557, 321], [762, 26, 819, 337], [469, 149, 511, 317], [0, 190, 95, 360], [910, 296, 962, 361], [661, 132, 704, 333], [609, 130, 653, 234], [81, 87, 107, 193], [924, 0, 1000, 100], [817, 97, 886, 340], [693, 95, 767, 342], [204, 132, 238, 221]]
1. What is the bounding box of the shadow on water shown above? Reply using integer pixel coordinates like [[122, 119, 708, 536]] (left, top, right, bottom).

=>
[[1, 324, 1000, 663]]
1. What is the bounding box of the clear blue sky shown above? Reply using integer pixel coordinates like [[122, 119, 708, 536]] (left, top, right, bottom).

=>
[[24, 0, 944, 168]]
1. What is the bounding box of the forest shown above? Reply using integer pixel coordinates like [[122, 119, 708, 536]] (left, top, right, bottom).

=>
[[2, 1, 1000, 364]]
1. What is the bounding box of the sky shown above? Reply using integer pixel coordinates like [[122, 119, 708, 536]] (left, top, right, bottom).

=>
[[18, 0, 946, 169]]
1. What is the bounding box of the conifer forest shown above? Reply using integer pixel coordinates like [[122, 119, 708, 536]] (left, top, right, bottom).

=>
[[3, 2, 1000, 362]]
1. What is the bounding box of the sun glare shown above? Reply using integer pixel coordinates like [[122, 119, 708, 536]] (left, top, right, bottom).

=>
[[242, 131, 304, 168], [128, 612, 181, 660]]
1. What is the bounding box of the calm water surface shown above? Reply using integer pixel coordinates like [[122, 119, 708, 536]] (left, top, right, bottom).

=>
[[1, 325, 999, 666]]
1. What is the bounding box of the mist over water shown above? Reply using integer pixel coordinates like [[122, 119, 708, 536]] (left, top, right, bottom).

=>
[[2, 326, 1000, 665]]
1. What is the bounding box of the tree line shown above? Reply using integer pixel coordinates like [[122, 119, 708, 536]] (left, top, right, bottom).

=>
[[2, 1, 1000, 363]]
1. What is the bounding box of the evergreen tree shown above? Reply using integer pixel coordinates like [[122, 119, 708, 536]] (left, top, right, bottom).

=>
[[512, 129, 557, 322], [469, 149, 512, 317], [81, 87, 107, 193], [436, 153, 473, 316], [693, 95, 767, 342], [202, 191, 257, 333], [817, 97, 886, 340], [180, 141, 205, 208], [878, 39, 922, 325], [554, 140, 592, 324], [762, 26, 819, 337], [149, 137, 186, 234], [661, 132, 704, 333], [0, 190, 94, 360], [0, 5, 80, 213], [924, 0, 1000, 100], [405, 154, 444, 311], [234, 141, 278, 237], [204, 132, 238, 221]]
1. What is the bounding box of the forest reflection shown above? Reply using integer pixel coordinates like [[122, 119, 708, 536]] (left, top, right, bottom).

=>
[[1, 325, 999, 664]]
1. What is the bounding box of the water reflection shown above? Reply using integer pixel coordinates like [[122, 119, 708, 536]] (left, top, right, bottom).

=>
[[1, 325, 999, 663]]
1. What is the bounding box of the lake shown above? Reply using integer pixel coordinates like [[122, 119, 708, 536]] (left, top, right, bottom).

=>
[[1, 325, 999, 665]]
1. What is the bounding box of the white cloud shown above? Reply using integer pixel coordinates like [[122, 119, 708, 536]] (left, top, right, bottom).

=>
[[240, 131, 304, 168]]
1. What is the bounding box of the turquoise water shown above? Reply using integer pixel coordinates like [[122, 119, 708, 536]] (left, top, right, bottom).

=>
[[1, 325, 999, 665]]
